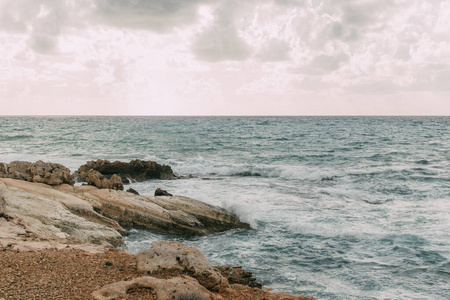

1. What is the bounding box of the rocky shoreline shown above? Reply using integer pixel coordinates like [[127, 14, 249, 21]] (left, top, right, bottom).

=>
[[0, 160, 314, 300]]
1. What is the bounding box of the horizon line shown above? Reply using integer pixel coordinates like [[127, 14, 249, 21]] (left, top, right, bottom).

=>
[[0, 114, 449, 117]]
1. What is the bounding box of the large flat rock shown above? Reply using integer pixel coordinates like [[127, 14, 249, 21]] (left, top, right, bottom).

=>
[[58, 185, 250, 236]]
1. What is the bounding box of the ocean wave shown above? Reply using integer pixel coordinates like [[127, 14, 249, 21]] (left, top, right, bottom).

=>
[[0, 134, 34, 141]]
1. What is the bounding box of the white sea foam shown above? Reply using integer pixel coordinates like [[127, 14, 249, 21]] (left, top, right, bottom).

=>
[[221, 200, 257, 229]]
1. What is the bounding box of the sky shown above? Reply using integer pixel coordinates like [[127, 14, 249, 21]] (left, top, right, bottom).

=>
[[1, 0, 449, 116]]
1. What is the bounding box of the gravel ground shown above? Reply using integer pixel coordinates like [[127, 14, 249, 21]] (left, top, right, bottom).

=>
[[0, 247, 156, 300]]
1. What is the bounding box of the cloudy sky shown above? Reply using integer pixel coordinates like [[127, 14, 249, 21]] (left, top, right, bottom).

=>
[[1, 0, 449, 115]]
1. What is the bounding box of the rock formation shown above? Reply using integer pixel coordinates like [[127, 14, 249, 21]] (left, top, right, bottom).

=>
[[75, 159, 175, 183], [0, 160, 74, 185], [136, 241, 228, 291], [155, 188, 172, 196], [87, 170, 124, 190]]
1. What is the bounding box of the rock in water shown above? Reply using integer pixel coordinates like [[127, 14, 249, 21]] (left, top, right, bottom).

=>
[[75, 159, 175, 183], [136, 241, 228, 291], [154, 188, 172, 196], [4, 160, 74, 185], [87, 170, 124, 190]]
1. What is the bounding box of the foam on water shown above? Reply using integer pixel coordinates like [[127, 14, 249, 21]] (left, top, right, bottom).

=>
[[1, 116, 449, 299]]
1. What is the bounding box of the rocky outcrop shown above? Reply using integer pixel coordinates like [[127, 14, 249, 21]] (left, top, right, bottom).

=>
[[155, 188, 172, 196], [0, 160, 74, 185], [215, 265, 263, 288], [75, 159, 175, 183], [87, 170, 124, 191], [136, 241, 228, 291]]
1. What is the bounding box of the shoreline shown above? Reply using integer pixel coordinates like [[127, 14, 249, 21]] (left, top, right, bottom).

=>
[[0, 162, 314, 300]]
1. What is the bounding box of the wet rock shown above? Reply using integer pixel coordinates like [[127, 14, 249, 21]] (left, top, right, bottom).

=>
[[126, 187, 139, 195], [75, 159, 175, 183], [87, 170, 124, 191], [215, 265, 263, 288], [92, 276, 215, 300], [154, 188, 172, 196], [136, 241, 228, 291], [4, 161, 74, 185]]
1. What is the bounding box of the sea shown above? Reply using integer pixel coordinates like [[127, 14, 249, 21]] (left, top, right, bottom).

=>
[[0, 116, 449, 300]]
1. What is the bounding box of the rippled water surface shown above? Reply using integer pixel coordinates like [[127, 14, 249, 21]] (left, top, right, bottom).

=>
[[1, 116, 449, 299]]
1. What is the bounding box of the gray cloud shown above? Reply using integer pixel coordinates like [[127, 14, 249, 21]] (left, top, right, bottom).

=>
[[191, 1, 252, 62], [95, 0, 208, 32], [0, 0, 40, 33], [0, 0, 71, 54]]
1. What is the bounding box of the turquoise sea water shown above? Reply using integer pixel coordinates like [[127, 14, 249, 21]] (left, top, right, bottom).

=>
[[0, 116, 449, 299]]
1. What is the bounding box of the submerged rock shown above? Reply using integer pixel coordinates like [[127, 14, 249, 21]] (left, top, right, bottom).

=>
[[154, 188, 172, 196], [75, 159, 175, 183], [1, 160, 74, 185]]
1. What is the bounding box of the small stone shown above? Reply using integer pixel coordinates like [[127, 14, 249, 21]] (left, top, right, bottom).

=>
[[155, 188, 172, 196]]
